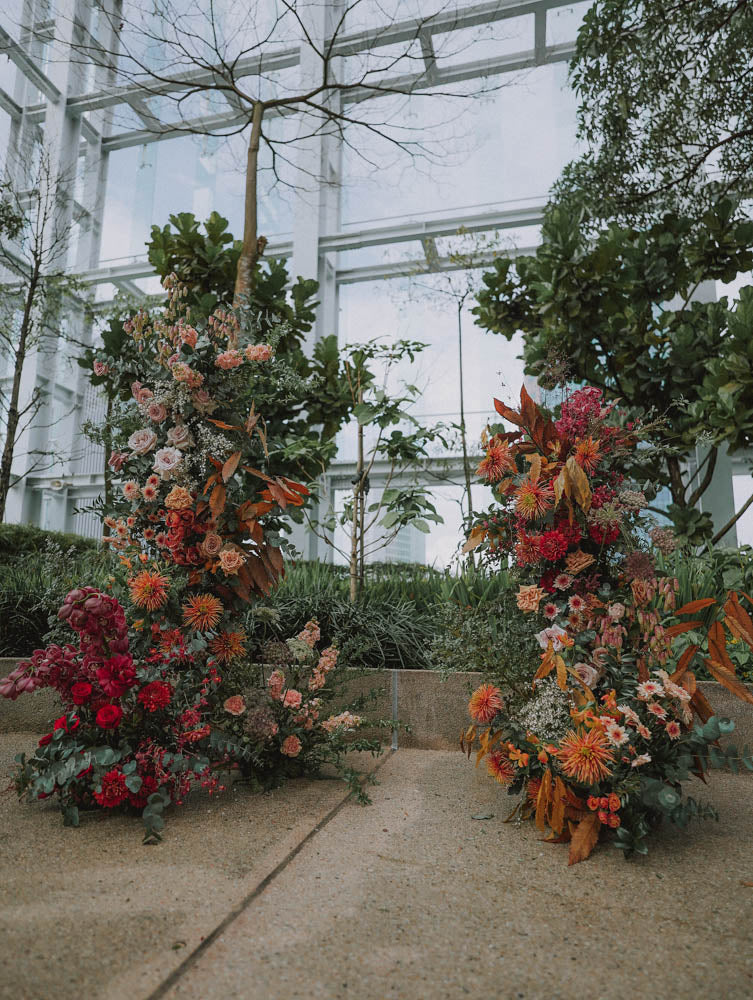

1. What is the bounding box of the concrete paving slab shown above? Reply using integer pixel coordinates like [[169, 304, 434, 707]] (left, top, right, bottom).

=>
[[0, 733, 381, 1000], [162, 750, 753, 1000]]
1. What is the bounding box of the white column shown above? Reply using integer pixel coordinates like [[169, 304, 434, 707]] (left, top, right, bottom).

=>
[[287, 1, 343, 561]]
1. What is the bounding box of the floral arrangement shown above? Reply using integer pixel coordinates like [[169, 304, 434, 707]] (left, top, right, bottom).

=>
[[462, 385, 753, 863], [1, 275, 379, 839]]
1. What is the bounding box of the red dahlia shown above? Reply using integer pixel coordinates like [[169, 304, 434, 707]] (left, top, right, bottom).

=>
[[137, 681, 173, 713], [94, 768, 129, 808]]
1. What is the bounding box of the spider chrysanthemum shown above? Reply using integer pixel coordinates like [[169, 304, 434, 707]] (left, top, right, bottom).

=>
[[476, 440, 515, 483], [128, 570, 170, 611], [468, 683, 503, 724], [182, 593, 224, 632], [209, 630, 246, 662], [554, 728, 615, 786], [515, 479, 554, 521]]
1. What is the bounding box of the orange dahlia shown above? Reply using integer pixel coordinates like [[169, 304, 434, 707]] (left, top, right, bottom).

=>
[[468, 683, 503, 724], [486, 749, 515, 785], [476, 439, 515, 483], [554, 728, 615, 786], [209, 630, 246, 662], [128, 570, 170, 611], [182, 593, 223, 631], [515, 479, 554, 520]]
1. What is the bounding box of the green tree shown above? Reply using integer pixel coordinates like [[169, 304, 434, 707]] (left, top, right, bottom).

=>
[[474, 198, 753, 545], [561, 0, 753, 222], [308, 339, 445, 602]]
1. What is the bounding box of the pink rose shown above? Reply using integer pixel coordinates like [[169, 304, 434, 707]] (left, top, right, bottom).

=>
[[192, 389, 217, 414], [201, 532, 223, 557], [135, 388, 153, 404], [128, 429, 157, 455], [282, 689, 302, 710], [130, 380, 142, 398], [108, 451, 128, 472], [93, 361, 110, 376], [147, 402, 167, 423], [166, 424, 192, 449], [153, 446, 182, 477], [219, 548, 245, 575], [573, 662, 599, 688]]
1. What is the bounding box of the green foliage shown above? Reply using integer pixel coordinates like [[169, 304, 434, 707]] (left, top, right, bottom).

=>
[[429, 596, 539, 697], [563, 0, 753, 222], [473, 199, 753, 540], [0, 523, 98, 559]]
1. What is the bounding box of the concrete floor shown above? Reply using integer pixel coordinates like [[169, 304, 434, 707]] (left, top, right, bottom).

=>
[[1, 735, 752, 1000]]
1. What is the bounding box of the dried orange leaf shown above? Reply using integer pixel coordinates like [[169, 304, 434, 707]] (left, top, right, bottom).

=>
[[568, 811, 601, 866], [222, 450, 242, 482]]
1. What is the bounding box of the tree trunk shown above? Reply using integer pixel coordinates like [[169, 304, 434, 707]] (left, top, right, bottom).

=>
[[233, 101, 265, 308], [665, 455, 686, 506], [349, 390, 364, 603], [457, 300, 474, 565], [0, 265, 39, 521], [103, 393, 114, 513]]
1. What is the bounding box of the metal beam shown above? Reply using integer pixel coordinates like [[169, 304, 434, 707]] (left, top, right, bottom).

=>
[[71, 204, 543, 287], [337, 244, 538, 284], [0, 86, 22, 119], [0, 24, 61, 103], [55, 0, 573, 120], [100, 38, 574, 152], [327, 455, 482, 491], [320, 204, 544, 253]]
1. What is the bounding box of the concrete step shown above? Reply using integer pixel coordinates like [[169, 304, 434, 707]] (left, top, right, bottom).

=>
[[2, 657, 753, 754]]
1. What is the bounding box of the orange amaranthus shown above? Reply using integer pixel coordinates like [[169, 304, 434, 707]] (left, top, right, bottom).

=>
[[128, 569, 170, 611], [182, 593, 224, 631], [209, 630, 247, 662], [554, 728, 614, 785]]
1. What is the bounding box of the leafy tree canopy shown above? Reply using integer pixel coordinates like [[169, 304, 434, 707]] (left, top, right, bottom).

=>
[[559, 0, 753, 223]]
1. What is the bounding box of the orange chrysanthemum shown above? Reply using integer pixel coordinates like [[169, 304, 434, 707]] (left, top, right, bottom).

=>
[[468, 683, 503, 724], [515, 479, 554, 520], [554, 728, 615, 786], [209, 630, 246, 663], [128, 570, 170, 611], [476, 439, 515, 483], [486, 749, 515, 786], [182, 593, 223, 631], [574, 436, 601, 475]]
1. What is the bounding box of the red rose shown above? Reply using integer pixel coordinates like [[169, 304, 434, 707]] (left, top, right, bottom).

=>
[[38, 733, 52, 746], [96, 704, 123, 729], [53, 714, 80, 733], [71, 682, 93, 705]]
